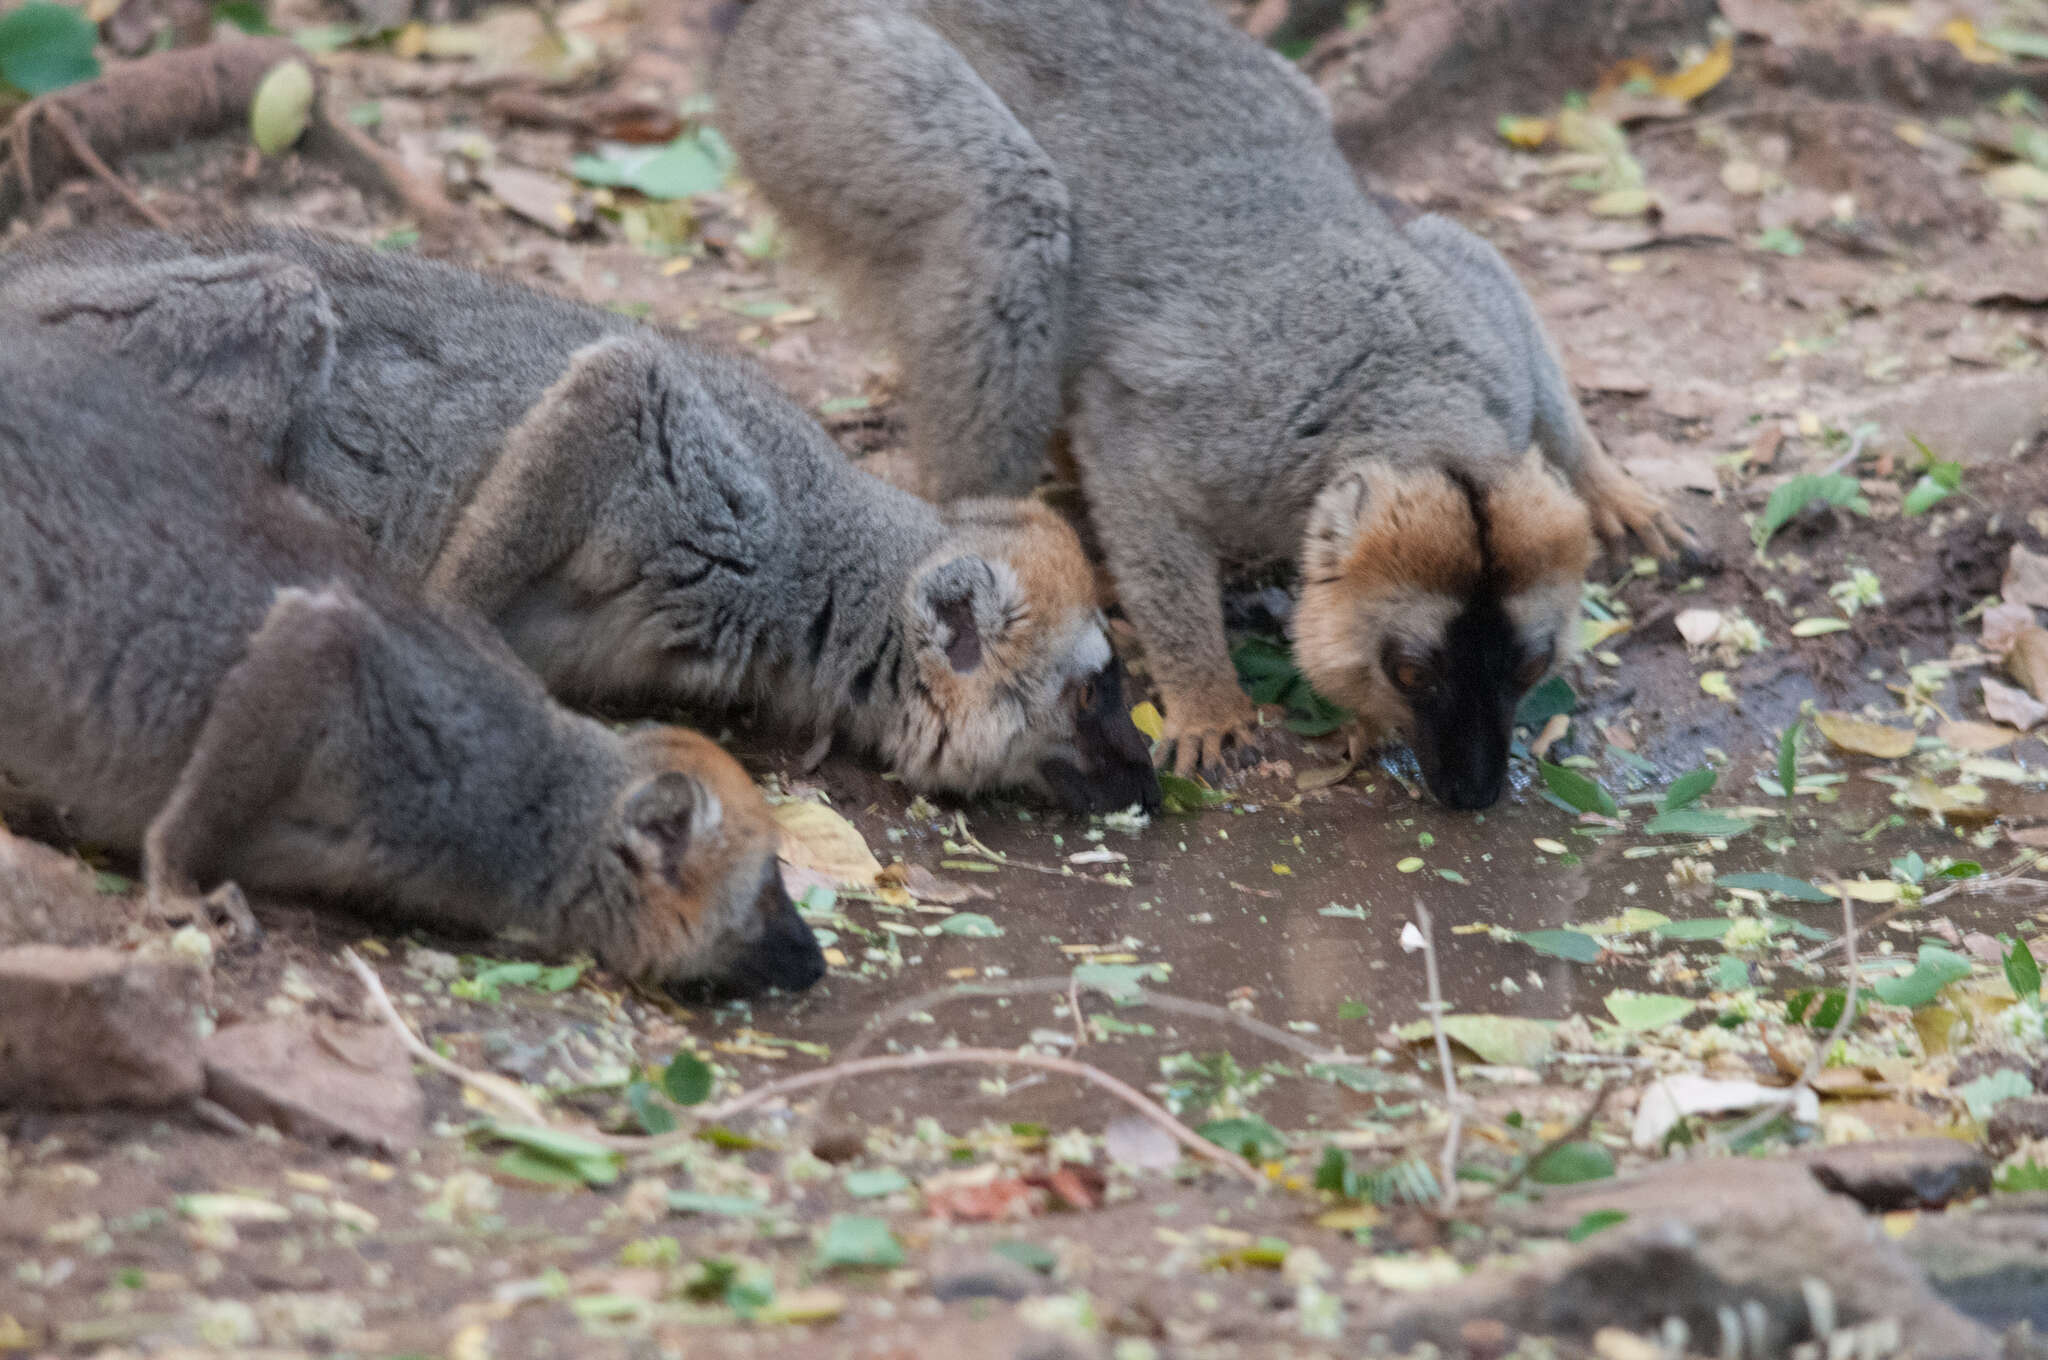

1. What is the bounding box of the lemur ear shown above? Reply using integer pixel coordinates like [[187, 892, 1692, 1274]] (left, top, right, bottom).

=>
[[914, 555, 1019, 674], [617, 772, 720, 888], [1303, 466, 1374, 579]]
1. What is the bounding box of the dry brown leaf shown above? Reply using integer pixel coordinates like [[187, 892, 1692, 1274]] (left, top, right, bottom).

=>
[[1984, 676, 2048, 731], [2008, 625, 2048, 701], [2006, 546, 2048, 610], [2010, 825, 2048, 848], [1983, 600, 2037, 655], [773, 801, 882, 886], [1295, 762, 1356, 793], [1814, 711, 1916, 759], [1527, 713, 1571, 761], [1937, 720, 2022, 752]]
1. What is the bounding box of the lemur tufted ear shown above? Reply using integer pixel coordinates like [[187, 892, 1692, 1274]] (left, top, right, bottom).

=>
[[913, 554, 1022, 674], [616, 772, 719, 890]]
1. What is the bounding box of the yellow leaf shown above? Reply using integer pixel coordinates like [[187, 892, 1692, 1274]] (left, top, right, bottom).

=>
[[1814, 711, 1916, 759], [1271, 862, 1293, 876], [1985, 163, 2048, 203], [1581, 617, 1630, 649], [1655, 37, 1733, 103], [1588, 187, 1655, 218], [1130, 701, 1164, 743], [1882, 1211, 1919, 1240], [773, 801, 882, 886], [1396, 857, 1424, 873], [1941, 18, 2002, 63], [1315, 1205, 1383, 1231], [1699, 670, 1736, 701], [1937, 720, 2021, 753], [1821, 879, 1901, 904], [1893, 121, 1930, 148], [1533, 838, 1569, 855], [249, 59, 315, 156], [1497, 116, 1553, 149], [1790, 617, 1851, 637], [757, 1288, 846, 1325]]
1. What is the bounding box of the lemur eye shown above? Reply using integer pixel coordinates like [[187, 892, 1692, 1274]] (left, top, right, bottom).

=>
[[1391, 660, 1427, 694]]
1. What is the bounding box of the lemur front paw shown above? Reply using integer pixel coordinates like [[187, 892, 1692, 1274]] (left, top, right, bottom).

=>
[[146, 880, 261, 946], [1156, 686, 1262, 780], [1578, 445, 1717, 574]]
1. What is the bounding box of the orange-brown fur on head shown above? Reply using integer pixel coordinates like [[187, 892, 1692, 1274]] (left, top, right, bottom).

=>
[[598, 726, 824, 997], [874, 499, 1160, 813], [1294, 453, 1593, 809]]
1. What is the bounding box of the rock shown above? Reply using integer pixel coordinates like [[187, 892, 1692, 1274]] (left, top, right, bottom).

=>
[[202, 1016, 423, 1152], [1900, 1199, 2048, 1333], [0, 828, 130, 949], [0, 945, 206, 1107], [1845, 370, 2048, 466], [1986, 1097, 2048, 1157], [929, 1252, 1049, 1304], [1806, 1138, 1995, 1211], [1376, 1159, 1997, 1360]]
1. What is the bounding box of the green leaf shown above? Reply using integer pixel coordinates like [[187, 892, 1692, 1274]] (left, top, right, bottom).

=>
[[1197, 1116, 1286, 1161], [990, 1241, 1058, 1273], [1937, 860, 1983, 880], [1315, 1146, 1357, 1196], [1996, 1159, 2048, 1193], [1959, 1069, 2034, 1123], [2006, 937, 2042, 1000], [1711, 955, 1752, 990], [1777, 722, 1801, 796], [213, 0, 277, 34], [1902, 473, 1954, 517], [1393, 1014, 1556, 1066], [249, 58, 314, 155], [1660, 767, 1716, 812], [1870, 944, 1973, 1009], [1751, 225, 1805, 256], [1539, 761, 1618, 817], [1982, 26, 2048, 59], [815, 1214, 904, 1271], [1567, 1209, 1629, 1243], [936, 911, 1003, 938], [842, 1167, 911, 1199], [1753, 473, 1867, 551], [1718, 871, 1832, 902], [1517, 929, 1603, 963], [570, 129, 733, 200], [1527, 1140, 1615, 1185], [1515, 675, 1577, 729], [661, 1051, 715, 1106], [1652, 918, 1736, 941], [1602, 990, 1697, 1031], [494, 1147, 593, 1188], [1072, 960, 1168, 999], [483, 1124, 620, 1186], [0, 4, 99, 96], [1644, 808, 1753, 838], [668, 1191, 771, 1217], [1158, 770, 1228, 814], [625, 1080, 675, 1135], [1337, 1000, 1370, 1021]]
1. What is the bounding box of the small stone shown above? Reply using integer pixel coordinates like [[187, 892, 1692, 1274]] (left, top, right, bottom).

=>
[[0, 945, 205, 1107], [930, 1252, 1048, 1304], [1807, 1139, 1994, 1212]]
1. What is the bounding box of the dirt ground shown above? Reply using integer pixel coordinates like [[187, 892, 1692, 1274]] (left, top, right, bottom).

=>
[[4, 0, 2048, 1356]]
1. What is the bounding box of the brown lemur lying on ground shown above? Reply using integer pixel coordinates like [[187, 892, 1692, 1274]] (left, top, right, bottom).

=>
[[716, 0, 1701, 810], [0, 335, 825, 999], [0, 227, 1159, 815]]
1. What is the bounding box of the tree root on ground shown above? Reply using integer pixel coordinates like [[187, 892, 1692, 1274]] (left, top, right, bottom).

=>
[[1, 36, 472, 247]]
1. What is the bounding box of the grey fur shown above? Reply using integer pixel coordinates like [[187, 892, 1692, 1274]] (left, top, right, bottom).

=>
[[0, 334, 821, 996], [0, 227, 1158, 810], [716, 0, 1683, 774]]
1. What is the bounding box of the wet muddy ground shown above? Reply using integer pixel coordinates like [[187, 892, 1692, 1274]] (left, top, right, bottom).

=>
[[6, 0, 2048, 1355]]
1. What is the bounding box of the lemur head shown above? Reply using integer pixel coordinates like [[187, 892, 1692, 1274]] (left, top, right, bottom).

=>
[[884, 500, 1160, 814], [1292, 452, 1593, 811], [597, 726, 825, 999]]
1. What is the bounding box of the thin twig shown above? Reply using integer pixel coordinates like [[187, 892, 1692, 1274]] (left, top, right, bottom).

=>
[[682, 1047, 1263, 1185], [1714, 884, 1859, 1150], [38, 101, 173, 229], [343, 947, 549, 1127], [1411, 900, 1465, 1207], [1795, 858, 2046, 965]]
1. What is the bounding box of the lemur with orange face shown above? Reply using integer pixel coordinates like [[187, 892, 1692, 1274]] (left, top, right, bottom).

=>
[[717, 0, 1694, 809]]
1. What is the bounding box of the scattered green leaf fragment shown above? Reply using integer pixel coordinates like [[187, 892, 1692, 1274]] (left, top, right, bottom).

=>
[[668, 1191, 771, 1217], [1778, 721, 1801, 796], [1870, 944, 1973, 1009], [1996, 1160, 2048, 1193], [1568, 1209, 1629, 1242], [815, 1215, 904, 1271], [1902, 445, 1963, 516], [1516, 929, 1603, 963], [1073, 960, 1169, 999], [1711, 955, 1751, 990], [1752, 225, 1805, 256], [1539, 761, 1618, 817], [1231, 635, 1349, 735], [249, 58, 315, 155], [483, 1124, 621, 1187], [817, 394, 872, 415], [1603, 990, 1696, 1031], [1197, 1116, 1286, 1161], [1337, 1000, 1370, 1021], [571, 128, 734, 200], [991, 1241, 1058, 1273], [1515, 675, 1577, 728], [214, 0, 277, 33], [1718, 872, 1832, 902], [1753, 473, 1866, 550], [1660, 767, 1716, 811], [1983, 26, 2048, 59], [842, 1167, 911, 1199], [1158, 770, 1228, 814], [2006, 937, 2042, 1000], [1394, 1014, 1556, 1066], [0, 4, 100, 96], [936, 911, 1003, 937], [626, 1079, 675, 1135], [1787, 987, 1853, 1030], [1644, 808, 1753, 838], [1396, 856, 1424, 873], [1437, 868, 1469, 885], [1527, 1140, 1616, 1185], [1652, 918, 1736, 941], [1960, 1069, 2034, 1123], [662, 1051, 715, 1106]]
